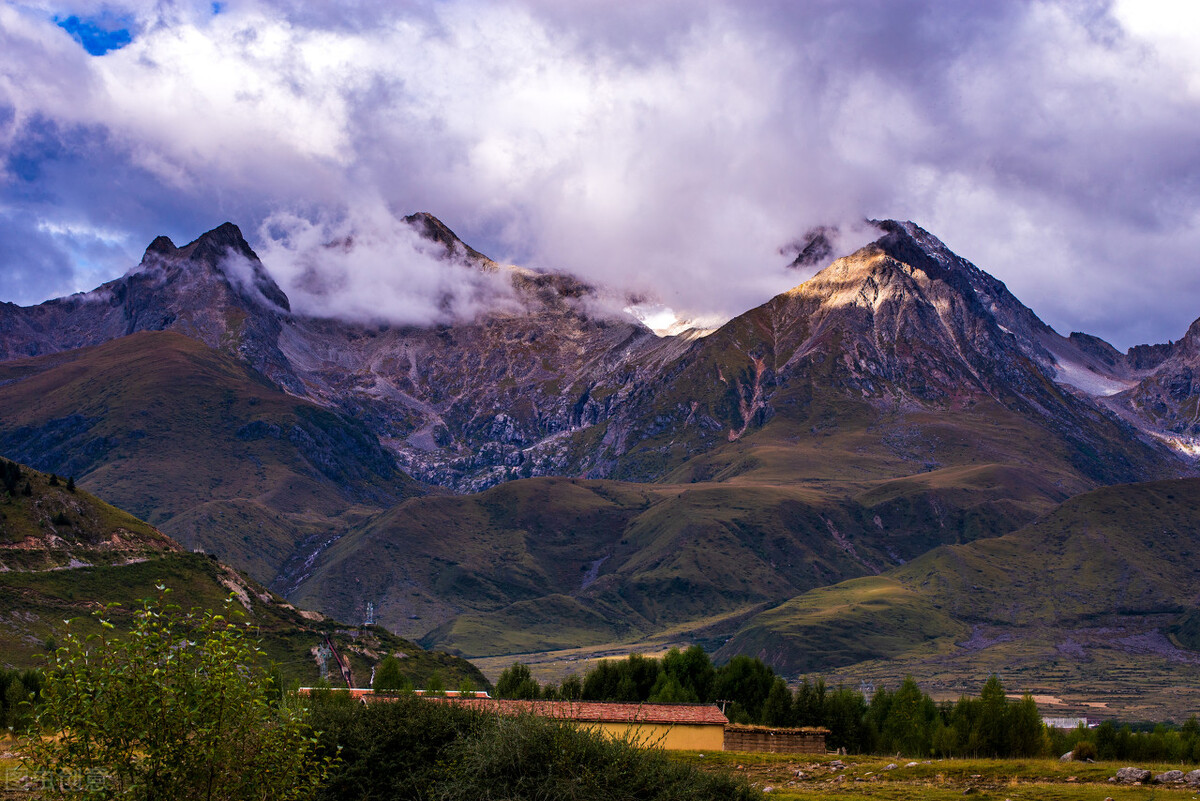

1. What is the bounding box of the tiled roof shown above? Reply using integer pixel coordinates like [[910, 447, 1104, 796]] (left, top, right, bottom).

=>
[[297, 690, 728, 726], [429, 698, 729, 725]]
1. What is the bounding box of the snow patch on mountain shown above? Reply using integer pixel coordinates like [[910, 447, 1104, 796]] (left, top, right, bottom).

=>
[[1051, 357, 1134, 396]]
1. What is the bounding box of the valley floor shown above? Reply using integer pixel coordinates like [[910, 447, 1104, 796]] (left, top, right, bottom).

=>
[[675, 753, 1200, 800]]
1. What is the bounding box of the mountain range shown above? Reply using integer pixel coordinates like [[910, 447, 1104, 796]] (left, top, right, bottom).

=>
[[3, 214, 1199, 716]]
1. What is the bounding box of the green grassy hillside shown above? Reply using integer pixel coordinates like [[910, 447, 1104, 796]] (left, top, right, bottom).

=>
[[289, 461, 1067, 658], [0, 331, 418, 586], [894, 478, 1200, 624], [0, 460, 485, 689], [0, 458, 177, 568], [712, 576, 968, 672], [0, 553, 485, 689], [717, 478, 1200, 718]]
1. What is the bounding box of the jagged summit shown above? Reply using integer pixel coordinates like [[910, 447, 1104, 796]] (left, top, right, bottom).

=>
[[137, 222, 290, 313], [180, 221, 260, 266], [404, 211, 496, 268], [144, 234, 177, 258], [141, 222, 256, 264]]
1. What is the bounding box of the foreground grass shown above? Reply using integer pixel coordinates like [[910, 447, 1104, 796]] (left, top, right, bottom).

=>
[[674, 752, 1200, 800], [0, 746, 23, 800]]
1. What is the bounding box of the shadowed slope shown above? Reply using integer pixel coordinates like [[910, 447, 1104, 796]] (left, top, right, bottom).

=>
[[0, 460, 486, 689], [0, 331, 416, 585]]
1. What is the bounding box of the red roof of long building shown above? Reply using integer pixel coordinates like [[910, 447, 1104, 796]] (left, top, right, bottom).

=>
[[297, 689, 728, 726], [427, 697, 729, 726]]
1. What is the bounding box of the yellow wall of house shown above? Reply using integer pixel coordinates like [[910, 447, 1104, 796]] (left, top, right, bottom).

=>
[[585, 722, 725, 751]]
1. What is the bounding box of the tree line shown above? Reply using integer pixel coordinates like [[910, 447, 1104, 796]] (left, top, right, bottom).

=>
[[0, 668, 41, 732], [496, 649, 1200, 761], [1, 458, 75, 497], [1056, 717, 1200, 764]]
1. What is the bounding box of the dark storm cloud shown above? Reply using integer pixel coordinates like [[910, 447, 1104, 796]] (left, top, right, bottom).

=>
[[0, 0, 1197, 346]]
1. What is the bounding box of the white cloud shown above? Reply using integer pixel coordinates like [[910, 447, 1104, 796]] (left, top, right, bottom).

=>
[[256, 201, 521, 326], [0, 1, 1199, 347]]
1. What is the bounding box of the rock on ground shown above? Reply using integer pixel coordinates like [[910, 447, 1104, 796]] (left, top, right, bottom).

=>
[[1113, 767, 1152, 784]]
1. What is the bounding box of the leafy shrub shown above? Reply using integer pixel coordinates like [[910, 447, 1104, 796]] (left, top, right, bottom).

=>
[[27, 588, 330, 800], [308, 694, 752, 801], [309, 693, 491, 800], [439, 714, 754, 801]]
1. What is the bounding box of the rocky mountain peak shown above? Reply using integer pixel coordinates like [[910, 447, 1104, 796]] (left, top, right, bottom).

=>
[[145, 222, 289, 313], [404, 212, 496, 268], [871, 219, 957, 280], [796, 220, 996, 317], [144, 235, 178, 259], [179, 221, 260, 267], [865, 220, 1008, 308]]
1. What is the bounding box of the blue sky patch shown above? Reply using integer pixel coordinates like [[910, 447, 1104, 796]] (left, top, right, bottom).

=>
[[55, 15, 133, 56]]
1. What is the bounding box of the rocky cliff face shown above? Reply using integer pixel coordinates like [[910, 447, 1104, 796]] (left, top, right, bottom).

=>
[[1120, 318, 1200, 447]]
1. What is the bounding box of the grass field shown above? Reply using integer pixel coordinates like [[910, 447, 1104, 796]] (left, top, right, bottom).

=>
[[676, 752, 1200, 800], [3, 731, 1197, 799]]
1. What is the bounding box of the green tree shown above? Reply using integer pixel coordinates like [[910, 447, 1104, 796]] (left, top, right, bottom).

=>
[[1, 460, 21, 495], [425, 673, 446, 697], [882, 677, 932, 756], [4, 677, 31, 733], [559, 674, 583, 700], [648, 673, 695, 704], [951, 695, 981, 756], [1007, 694, 1046, 757], [824, 686, 870, 753], [495, 663, 540, 700], [931, 718, 960, 757], [713, 656, 775, 724], [762, 678, 794, 727], [661, 646, 715, 702], [977, 675, 1010, 756], [66, 476, 76, 493], [26, 588, 330, 800], [793, 677, 827, 727], [372, 656, 411, 694], [581, 660, 622, 700]]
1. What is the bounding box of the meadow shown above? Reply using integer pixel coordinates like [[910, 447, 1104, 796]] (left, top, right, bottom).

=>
[[674, 752, 1200, 800]]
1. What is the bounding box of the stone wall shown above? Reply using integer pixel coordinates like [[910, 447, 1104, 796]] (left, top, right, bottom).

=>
[[723, 725, 828, 754]]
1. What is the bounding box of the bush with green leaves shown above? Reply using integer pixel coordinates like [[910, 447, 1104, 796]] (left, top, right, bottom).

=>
[[440, 713, 754, 801], [25, 588, 331, 800], [307, 692, 752, 801]]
